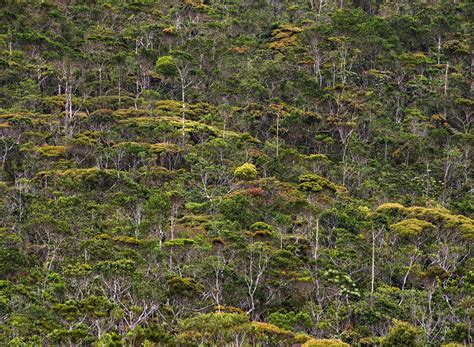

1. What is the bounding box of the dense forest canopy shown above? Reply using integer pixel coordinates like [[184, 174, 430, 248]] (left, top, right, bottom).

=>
[[0, 0, 472, 346]]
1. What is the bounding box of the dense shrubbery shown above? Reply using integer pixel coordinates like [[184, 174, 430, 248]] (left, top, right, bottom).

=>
[[0, 0, 472, 345]]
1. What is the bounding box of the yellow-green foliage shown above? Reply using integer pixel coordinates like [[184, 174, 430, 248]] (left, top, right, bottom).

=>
[[30, 145, 67, 157], [113, 108, 152, 119], [250, 222, 273, 232], [269, 24, 303, 50], [155, 55, 178, 77], [33, 168, 131, 191], [376, 203, 474, 239], [247, 222, 273, 239], [155, 100, 216, 120], [390, 218, 435, 238], [163, 238, 195, 248], [298, 174, 343, 193], [251, 321, 295, 343], [381, 320, 422, 346], [113, 236, 141, 246], [167, 276, 204, 297], [302, 338, 350, 346], [301, 153, 330, 162], [177, 312, 252, 344], [149, 142, 181, 155], [234, 163, 257, 180], [119, 115, 252, 141], [70, 133, 98, 146], [95, 233, 110, 240], [35, 168, 116, 180], [177, 214, 212, 233], [376, 202, 407, 214], [111, 141, 150, 152], [406, 206, 473, 228], [365, 69, 392, 78]]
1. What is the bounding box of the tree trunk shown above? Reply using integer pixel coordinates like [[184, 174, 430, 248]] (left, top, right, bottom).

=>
[[180, 73, 186, 147]]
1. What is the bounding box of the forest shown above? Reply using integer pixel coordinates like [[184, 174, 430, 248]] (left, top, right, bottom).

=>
[[0, 0, 472, 346]]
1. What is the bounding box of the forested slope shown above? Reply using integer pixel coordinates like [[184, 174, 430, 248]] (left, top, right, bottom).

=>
[[0, 1, 472, 346]]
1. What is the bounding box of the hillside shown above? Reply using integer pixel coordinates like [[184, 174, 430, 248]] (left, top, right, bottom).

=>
[[0, 1, 473, 346]]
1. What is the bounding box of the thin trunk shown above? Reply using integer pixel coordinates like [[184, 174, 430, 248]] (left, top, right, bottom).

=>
[[99, 65, 103, 96], [437, 36, 441, 64], [314, 218, 319, 268], [371, 227, 383, 297], [276, 112, 279, 157], [118, 77, 121, 104], [444, 62, 449, 95], [64, 80, 73, 137], [181, 75, 186, 147], [371, 230, 376, 295]]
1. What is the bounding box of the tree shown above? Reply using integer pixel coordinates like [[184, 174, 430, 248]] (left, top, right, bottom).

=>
[[142, 192, 171, 247], [156, 51, 195, 146]]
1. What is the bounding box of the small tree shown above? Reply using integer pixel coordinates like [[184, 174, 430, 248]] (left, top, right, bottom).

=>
[[156, 51, 194, 146], [143, 192, 171, 248]]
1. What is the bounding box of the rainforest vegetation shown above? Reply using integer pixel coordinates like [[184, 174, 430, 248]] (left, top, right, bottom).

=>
[[0, 0, 473, 346]]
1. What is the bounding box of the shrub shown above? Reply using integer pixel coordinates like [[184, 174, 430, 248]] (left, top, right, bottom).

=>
[[381, 320, 423, 347], [234, 163, 257, 180]]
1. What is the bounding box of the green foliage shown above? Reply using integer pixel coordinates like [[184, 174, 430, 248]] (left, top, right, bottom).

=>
[[177, 312, 251, 345], [155, 56, 178, 77], [381, 320, 423, 346], [167, 276, 203, 297], [390, 218, 435, 238], [267, 310, 312, 332], [298, 174, 341, 193], [234, 163, 257, 180]]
